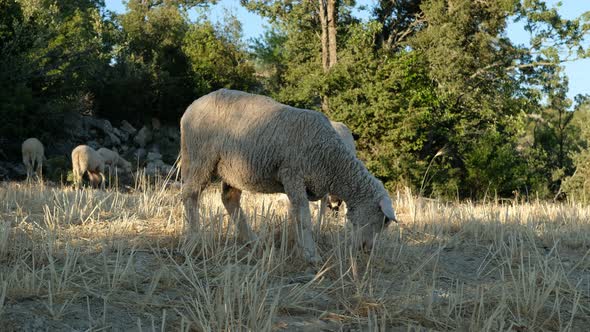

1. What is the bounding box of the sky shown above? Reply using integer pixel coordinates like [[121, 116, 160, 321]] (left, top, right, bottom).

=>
[[104, 0, 589, 103]]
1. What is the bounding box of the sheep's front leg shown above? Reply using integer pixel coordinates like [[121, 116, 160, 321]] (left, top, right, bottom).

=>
[[23, 157, 32, 182], [221, 182, 257, 243], [99, 172, 106, 190], [281, 171, 321, 264]]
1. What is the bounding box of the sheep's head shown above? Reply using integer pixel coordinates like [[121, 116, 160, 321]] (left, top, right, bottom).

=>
[[347, 194, 397, 251]]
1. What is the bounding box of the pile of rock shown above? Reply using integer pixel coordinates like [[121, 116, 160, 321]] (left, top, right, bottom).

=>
[[0, 113, 181, 182], [68, 115, 179, 178]]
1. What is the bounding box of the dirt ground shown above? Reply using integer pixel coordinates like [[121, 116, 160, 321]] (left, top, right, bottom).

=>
[[0, 182, 589, 331]]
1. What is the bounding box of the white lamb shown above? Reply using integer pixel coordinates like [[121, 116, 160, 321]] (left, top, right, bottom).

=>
[[97, 147, 132, 174], [21, 137, 45, 181], [180, 89, 397, 264], [71, 145, 106, 190]]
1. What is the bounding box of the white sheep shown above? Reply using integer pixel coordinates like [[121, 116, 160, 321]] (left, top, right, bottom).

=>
[[21, 137, 45, 181], [285, 120, 355, 212], [324, 121, 356, 210], [180, 89, 397, 264], [97, 147, 132, 174], [71, 145, 106, 190]]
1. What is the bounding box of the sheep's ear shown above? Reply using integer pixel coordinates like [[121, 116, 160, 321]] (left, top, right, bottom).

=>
[[379, 196, 397, 223]]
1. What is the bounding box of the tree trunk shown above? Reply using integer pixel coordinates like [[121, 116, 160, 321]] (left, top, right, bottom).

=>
[[318, 0, 329, 72], [319, 0, 337, 112], [327, 0, 337, 68]]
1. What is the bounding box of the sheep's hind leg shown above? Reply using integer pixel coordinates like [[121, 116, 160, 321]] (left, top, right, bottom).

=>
[[316, 195, 328, 237], [221, 182, 258, 243], [281, 172, 321, 265], [23, 157, 32, 182], [35, 155, 43, 182], [181, 161, 215, 232]]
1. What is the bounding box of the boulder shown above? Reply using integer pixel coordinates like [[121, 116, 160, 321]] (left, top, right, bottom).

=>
[[63, 112, 88, 139], [0, 162, 26, 179], [145, 159, 173, 177], [134, 148, 147, 162], [0, 164, 9, 180], [120, 120, 137, 136], [83, 117, 120, 147], [147, 151, 162, 162], [134, 126, 152, 148], [152, 117, 161, 131], [87, 140, 101, 150], [112, 127, 129, 142]]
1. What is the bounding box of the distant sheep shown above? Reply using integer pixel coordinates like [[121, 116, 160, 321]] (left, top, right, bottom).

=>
[[21, 138, 45, 181], [180, 89, 397, 264], [97, 147, 132, 173], [71, 145, 106, 190]]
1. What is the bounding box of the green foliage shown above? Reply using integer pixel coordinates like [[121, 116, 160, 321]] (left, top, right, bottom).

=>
[[45, 155, 71, 183], [182, 21, 257, 92], [248, 0, 590, 199], [98, 0, 256, 123], [2, 0, 590, 201], [562, 98, 590, 201]]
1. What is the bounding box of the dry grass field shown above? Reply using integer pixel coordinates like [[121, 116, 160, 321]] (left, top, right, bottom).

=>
[[0, 178, 589, 331]]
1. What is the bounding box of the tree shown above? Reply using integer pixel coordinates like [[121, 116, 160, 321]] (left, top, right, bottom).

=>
[[102, 0, 256, 123], [247, 0, 590, 198], [561, 96, 590, 201], [0, 0, 115, 138]]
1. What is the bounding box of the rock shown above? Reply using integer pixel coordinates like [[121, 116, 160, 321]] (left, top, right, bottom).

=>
[[103, 133, 121, 147], [152, 117, 161, 130], [0, 164, 9, 180], [83, 117, 120, 147], [112, 127, 129, 142], [134, 126, 152, 148], [148, 143, 160, 154], [83, 116, 112, 133], [87, 140, 100, 150], [0, 162, 26, 179], [145, 160, 173, 177], [160, 126, 180, 141], [135, 148, 147, 161], [120, 120, 137, 136], [147, 152, 162, 162], [155, 126, 180, 164], [63, 112, 88, 139]]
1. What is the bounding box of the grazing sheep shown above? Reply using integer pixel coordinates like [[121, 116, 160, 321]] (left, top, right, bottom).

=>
[[283, 121, 355, 213], [97, 147, 132, 173], [180, 89, 397, 264], [21, 138, 45, 181], [71, 145, 106, 190], [323, 121, 356, 211]]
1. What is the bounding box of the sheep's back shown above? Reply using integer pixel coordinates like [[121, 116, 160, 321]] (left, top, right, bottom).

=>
[[180, 89, 347, 193], [22, 138, 44, 158], [72, 145, 104, 172]]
